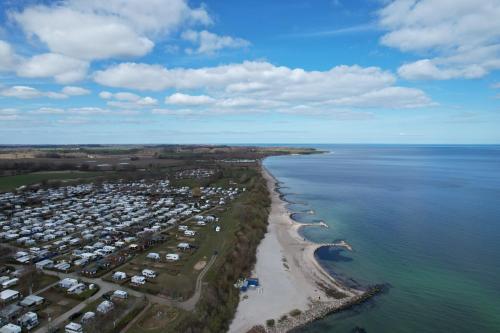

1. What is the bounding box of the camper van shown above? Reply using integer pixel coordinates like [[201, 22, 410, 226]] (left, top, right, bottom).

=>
[[112, 272, 127, 281], [18, 312, 39, 330], [131, 275, 145, 285], [177, 242, 190, 250], [67, 283, 86, 295], [166, 253, 180, 261], [0, 324, 22, 333], [146, 252, 160, 261], [184, 230, 196, 237], [80, 312, 95, 324], [65, 322, 83, 333], [1, 278, 19, 289], [112, 290, 128, 299], [142, 269, 157, 279]]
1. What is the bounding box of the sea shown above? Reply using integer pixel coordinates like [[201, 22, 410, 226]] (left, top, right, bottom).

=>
[[263, 145, 500, 333]]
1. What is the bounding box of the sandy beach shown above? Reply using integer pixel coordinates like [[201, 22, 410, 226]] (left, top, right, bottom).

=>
[[228, 166, 364, 333]]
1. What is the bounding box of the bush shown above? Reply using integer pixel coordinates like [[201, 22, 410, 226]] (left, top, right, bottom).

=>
[[289, 309, 302, 317], [266, 319, 275, 327]]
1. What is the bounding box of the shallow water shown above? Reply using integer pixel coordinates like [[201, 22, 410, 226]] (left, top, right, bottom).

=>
[[264, 145, 500, 333]]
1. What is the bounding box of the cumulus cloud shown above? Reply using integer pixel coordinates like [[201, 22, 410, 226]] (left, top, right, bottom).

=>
[[30, 107, 66, 115], [10, 0, 212, 61], [98, 91, 158, 108], [152, 108, 197, 116], [0, 86, 67, 99], [16, 53, 89, 83], [0, 40, 19, 71], [165, 93, 215, 105], [94, 61, 432, 114], [379, 0, 500, 80], [62, 86, 91, 96], [0, 108, 20, 121], [182, 30, 250, 54]]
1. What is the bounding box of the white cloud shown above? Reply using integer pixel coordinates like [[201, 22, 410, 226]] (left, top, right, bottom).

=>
[[182, 30, 250, 54], [0, 40, 19, 71], [16, 53, 89, 83], [57, 116, 90, 125], [69, 107, 110, 115], [0, 85, 91, 99], [0, 108, 18, 115], [62, 86, 91, 96], [98, 91, 158, 108], [152, 108, 196, 116], [94, 61, 432, 113], [11, 0, 212, 61], [379, 0, 500, 80], [165, 93, 215, 105], [31, 107, 65, 115], [397, 59, 486, 80], [12, 6, 153, 60], [99, 91, 113, 99], [0, 86, 66, 99]]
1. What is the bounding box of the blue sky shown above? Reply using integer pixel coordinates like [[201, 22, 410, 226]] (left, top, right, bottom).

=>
[[0, 0, 499, 144]]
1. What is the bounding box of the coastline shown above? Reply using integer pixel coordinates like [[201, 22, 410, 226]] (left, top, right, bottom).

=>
[[228, 163, 368, 333]]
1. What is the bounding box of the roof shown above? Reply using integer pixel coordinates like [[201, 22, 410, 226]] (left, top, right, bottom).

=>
[[0, 289, 19, 300], [20, 294, 44, 305], [65, 322, 82, 330]]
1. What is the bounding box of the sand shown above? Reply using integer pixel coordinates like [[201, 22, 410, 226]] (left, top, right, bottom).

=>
[[228, 167, 361, 333]]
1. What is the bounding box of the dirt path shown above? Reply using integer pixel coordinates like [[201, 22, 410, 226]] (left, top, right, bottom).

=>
[[119, 300, 152, 333]]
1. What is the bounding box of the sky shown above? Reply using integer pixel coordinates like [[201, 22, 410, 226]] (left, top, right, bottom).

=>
[[0, 0, 499, 144]]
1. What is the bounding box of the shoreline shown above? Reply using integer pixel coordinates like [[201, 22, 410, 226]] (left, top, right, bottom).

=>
[[228, 163, 368, 333]]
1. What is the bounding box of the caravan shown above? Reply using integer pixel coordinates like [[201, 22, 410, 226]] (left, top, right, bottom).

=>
[[142, 269, 157, 279], [67, 283, 86, 295], [17, 312, 39, 330], [131, 275, 145, 285], [166, 253, 180, 261], [146, 252, 160, 261]]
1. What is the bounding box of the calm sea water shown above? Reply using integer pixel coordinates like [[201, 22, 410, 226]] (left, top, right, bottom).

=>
[[263, 145, 500, 333]]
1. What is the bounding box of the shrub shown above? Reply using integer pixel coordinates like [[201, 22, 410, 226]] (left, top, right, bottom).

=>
[[289, 309, 302, 317], [266, 319, 275, 327]]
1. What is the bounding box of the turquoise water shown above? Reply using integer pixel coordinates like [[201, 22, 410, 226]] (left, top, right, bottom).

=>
[[264, 145, 500, 333]]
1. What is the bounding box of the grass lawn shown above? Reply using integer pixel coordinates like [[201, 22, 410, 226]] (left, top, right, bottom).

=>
[[107, 193, 247, 300], [33, 273, 59, 293], [0, 171, 108, 191], [38, 287, 81, 326], [127, 303, 189, 333]]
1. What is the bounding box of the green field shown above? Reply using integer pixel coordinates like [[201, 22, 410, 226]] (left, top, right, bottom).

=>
[[0, 171, 107, 191]]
